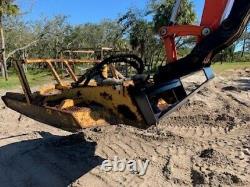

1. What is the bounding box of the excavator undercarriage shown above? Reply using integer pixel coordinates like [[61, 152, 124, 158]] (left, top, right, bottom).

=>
[[2, 0, 250, 132]]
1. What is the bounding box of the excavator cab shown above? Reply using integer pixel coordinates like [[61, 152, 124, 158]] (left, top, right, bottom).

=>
[[2, 0, 250, 131]]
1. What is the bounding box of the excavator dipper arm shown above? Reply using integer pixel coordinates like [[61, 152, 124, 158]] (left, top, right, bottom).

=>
[[135, 0, 250, 126], [154, 0, 250, 83]]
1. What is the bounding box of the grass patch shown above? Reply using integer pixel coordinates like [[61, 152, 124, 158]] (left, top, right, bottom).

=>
[[0, 70, 52, 90], [212, 62, 250, 74]]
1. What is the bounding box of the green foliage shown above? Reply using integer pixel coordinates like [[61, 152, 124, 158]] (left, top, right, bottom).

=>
[[0, 0, 19, 16], [4, 17, 35, 55], [66, 20, 123, 49], [1, 0, 249, 76], [12, 16, 125, 59], [118, 9, 165, 71], [148, 0, 196, 32], [213, 24, 250, 63], [28, 15, 72, 58], [118, 0, 196, 71]]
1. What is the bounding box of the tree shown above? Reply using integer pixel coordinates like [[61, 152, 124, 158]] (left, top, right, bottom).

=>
[[148, 0, 196, 32], [0, 0, 19, 79], [118, 9, 164, 72], [65, 20, 123, 50], [150, 0, 197, 62], [118, 0, 196, 72], [5, 16, 126, 62], [240, 24, 249, 57], [27, 15, 72, 58]]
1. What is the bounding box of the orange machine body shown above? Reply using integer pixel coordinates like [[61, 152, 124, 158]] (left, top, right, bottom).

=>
[[161, 0, 231, 63]]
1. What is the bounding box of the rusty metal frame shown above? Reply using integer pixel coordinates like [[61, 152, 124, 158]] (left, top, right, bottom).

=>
[[63, 60, 78, 82], [24, 59, 101, 64], [46, 60, 64, 86], [14, 60, 32, 104], [24, 59, 101, 87]]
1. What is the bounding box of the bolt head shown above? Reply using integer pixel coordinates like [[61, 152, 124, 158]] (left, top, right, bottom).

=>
[[202, 28, 211, 36], [160, 27, 168, 37]]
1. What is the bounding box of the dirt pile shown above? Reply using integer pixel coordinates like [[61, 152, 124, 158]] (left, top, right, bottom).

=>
[[0, 69, 249, 186]]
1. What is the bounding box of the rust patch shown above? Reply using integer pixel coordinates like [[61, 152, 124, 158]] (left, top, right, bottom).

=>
[[100, 92, 113, 101]]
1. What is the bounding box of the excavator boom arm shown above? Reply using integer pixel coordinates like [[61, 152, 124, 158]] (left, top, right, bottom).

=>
[[155, 0, 250, 83]]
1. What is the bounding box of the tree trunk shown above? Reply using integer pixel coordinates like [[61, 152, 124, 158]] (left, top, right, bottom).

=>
[[0, 26, 8, 80], [0, 0, 8, 80], [241, 27, 247, 58]]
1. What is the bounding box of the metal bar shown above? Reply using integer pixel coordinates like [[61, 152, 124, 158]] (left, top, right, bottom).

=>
[[203, 67, 215, 80], [14, 60, 32, 104], [159, 67, 215, 118], [221, 0, 235, 22], [63, 60, 78, 82], [159, 76, 213, 119], [24, 59, 101, 64], [46, 60, 63, 86], [147, 79, 182, 97], [134, 91, 157, 127]]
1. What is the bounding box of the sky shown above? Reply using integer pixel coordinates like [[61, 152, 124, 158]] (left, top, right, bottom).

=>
[[17, 0, 205, 24]]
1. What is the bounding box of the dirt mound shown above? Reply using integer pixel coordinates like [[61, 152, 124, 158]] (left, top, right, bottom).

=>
[[0, 69, 249, 186], [191, 148, 243, 186]]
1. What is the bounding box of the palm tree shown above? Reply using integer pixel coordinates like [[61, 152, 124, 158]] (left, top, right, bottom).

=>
[[0, 0, 19, 80]]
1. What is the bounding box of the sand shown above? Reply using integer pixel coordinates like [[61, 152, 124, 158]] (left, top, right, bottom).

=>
[[0, 69, 249, 187]]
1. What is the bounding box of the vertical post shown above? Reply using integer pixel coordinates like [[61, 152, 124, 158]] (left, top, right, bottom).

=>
[[101, 48, 104, 60], [14, 60, 32, 104], [0, 0, 8, 80]]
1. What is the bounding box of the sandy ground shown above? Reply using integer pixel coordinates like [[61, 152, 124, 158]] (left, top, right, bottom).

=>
[[0, 69, 249, 187]]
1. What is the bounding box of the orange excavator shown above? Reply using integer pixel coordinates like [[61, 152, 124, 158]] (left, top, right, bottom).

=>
[[2, 0, 250, 131]]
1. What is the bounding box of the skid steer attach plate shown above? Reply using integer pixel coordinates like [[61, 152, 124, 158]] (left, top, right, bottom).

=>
[[133, 67, 214, 126]]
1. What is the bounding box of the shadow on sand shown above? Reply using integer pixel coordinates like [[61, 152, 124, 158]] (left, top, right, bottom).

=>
[[235, 78, 250, 91], [222, 78, 250, 92], [0, 132, 104, 187]]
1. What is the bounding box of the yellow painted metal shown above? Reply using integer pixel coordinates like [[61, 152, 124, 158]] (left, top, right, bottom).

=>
[[24, 59, 101, 64], [3, 80, 146, 130], [108, 64, 118, 79], [71, 108, 109, 128], [4, 57, 147, 130], [58, 99, 75, 109], [102, 65, 108, 79], [24, 58, 100, 90], [55, 83, 71, 91], [44, 83, 144, 127], [4, 56, 147, 131], [38, 85, 58, 95], [2, 94, 81, 131]]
